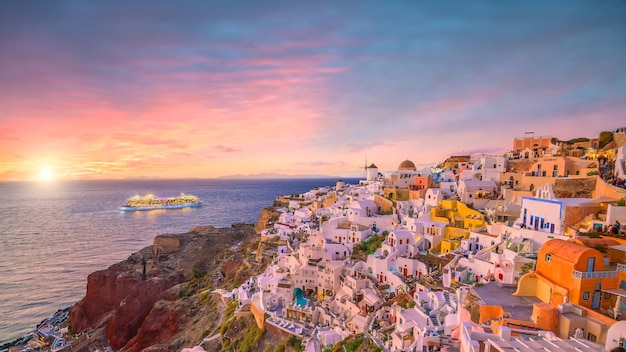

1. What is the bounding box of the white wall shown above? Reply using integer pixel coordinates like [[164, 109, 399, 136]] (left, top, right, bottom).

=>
[[607, 203, 626, 225], [520, 196, 563, 234], [605, 320, 626, 351], [616, 146, 626, 179]]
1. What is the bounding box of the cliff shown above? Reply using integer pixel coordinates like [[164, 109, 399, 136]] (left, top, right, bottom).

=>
[[67, 223, 275, 351], [254, 206, 281, 234], [554, 177, 597, 198]]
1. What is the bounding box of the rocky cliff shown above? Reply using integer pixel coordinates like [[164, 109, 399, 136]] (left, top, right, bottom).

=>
[[254, 206, 281, 234], [554, 177, 597, 198], [68, 223, 270, 351]]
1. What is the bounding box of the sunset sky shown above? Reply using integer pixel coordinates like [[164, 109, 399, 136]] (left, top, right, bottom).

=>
[[1, 1, 625, 181]]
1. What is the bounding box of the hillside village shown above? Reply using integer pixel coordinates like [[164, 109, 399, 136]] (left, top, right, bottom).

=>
[[215, 129, 626, 352]]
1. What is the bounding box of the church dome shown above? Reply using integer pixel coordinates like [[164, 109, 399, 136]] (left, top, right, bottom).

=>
[[398, 159, 416, 171]]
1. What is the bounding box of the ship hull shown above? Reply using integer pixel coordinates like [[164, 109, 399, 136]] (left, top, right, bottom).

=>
[[119, 202, 203, 211]]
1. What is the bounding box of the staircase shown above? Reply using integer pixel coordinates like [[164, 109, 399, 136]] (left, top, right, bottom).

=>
[[443, 291, 451, 306], [429, 312, 440, 327]]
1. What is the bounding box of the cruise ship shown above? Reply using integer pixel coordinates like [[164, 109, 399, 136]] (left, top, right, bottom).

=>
[[119, 194, 202, 211]]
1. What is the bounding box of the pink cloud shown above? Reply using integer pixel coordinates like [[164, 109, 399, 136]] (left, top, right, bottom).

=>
[[413, 87, 505, 117]]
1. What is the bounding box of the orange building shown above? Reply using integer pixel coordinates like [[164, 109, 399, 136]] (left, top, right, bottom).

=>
[[513, 135, 552, 151], [409, 174, 432, 191], [516, 239, 614, 310]]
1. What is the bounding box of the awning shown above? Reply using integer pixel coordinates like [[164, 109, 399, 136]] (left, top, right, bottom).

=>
[[609, 244, 626, 252], [578, 196, 620, 206], [601, 288, 626, 297]]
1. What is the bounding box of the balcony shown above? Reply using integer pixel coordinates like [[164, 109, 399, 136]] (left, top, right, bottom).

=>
[[308, 258, 322, 266], [572, 270, 617, 279]]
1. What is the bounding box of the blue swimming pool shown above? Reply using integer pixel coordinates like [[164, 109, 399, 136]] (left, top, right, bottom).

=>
[[294, 288, 309, 307]]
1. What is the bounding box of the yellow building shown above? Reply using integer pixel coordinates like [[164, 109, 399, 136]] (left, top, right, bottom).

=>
[[430, 199, 486, 254], [442, 155, 470, 170]]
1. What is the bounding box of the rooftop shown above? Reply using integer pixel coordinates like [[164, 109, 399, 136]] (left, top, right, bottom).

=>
[[472, 282, 541, 321]]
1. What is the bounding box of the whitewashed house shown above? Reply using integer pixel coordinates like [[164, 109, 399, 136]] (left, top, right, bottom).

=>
[[519, 183, 563, 234], [457, 179, 498, 208]]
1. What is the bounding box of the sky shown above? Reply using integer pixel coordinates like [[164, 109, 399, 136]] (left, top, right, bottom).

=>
[[1, 1, 625, 181]]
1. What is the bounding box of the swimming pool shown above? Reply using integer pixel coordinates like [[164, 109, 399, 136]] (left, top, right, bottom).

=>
[[294, 288, 309, 307]]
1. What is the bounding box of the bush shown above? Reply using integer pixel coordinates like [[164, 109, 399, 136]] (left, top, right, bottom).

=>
[[286, 335, 303, 352], [238, 324, 265, 351], [593, 244, 608, 253], [192, 267, 205, 279], [599, 131, 614, 149]]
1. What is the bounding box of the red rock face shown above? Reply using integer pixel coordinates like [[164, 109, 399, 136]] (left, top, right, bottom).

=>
[[122, 302, 184, 352], [106, 276, 178, 349], [69, 263, 182, 350], [67, 229, 253, 351], [69, 264, 125, 331]]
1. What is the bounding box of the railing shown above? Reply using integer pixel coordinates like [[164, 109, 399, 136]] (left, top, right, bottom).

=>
[[572, 270, 617, 279], [618, 263, 626, 272]]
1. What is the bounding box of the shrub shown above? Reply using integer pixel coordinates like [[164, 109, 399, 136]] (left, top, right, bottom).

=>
[[593, 244, 608, 253], [286, 335, 303, 352], [192, 267, 205, 279]]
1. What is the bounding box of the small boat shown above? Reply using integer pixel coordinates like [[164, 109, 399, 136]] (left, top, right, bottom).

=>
[[119, 193, 202, 211]]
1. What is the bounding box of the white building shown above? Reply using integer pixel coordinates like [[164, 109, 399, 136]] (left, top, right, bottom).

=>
[[615, 146, 626, 180], [459, 321, 604, 352], [366, 163, 379, 181], [473, 156, 508, 183], [519, 183, 563, 234], [424, 188, 445, 208], [457, 179, 498, 208]]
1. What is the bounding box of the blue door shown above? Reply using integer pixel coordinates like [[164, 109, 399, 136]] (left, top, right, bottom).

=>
[[592, 291, 601, 309]]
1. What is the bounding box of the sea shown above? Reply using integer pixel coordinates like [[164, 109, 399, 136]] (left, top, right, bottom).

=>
[[0, 177, 360, 344]]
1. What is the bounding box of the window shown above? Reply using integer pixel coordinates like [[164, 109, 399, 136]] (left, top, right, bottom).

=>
[[545, 253, 552, 262], [605, 292, 611, 299], [596, 283, 601, 290], [583, 292, 590, 300], [587, 257, 595, 272]]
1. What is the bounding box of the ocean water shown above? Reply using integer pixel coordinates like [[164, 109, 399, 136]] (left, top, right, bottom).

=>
[[0, 178, 358, 343]]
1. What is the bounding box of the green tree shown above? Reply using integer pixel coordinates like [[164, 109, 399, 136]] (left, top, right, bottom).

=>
[[520, 262, 534, 275], [599, 131, 614, 149]]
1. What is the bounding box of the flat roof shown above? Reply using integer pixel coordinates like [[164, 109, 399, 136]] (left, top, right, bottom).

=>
[[487, 337, 605, 351], [472, 283, 541, 321], [602, 287, 626, 298]]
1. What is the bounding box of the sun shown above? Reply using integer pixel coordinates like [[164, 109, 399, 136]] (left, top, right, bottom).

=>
[[37, 166, 56, 182]]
